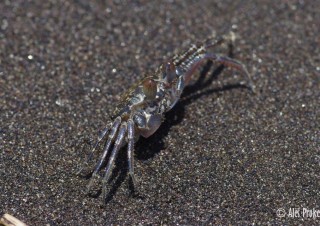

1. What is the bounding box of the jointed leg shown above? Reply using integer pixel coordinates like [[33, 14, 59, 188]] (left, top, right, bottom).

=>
[[206, 54, 255, 93], [76, 125, 110, 175], [127, 119, 137, 188], [204, 31, 236, 50], [169, 75, 185, 110], [184, 53, 255, 93], [102, 122, 127, 198], [86, 116, 122, 193]]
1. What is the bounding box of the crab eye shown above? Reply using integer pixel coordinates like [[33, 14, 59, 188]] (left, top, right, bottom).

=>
[[142, 78, 157, 100], [162, 61, 177, 83]]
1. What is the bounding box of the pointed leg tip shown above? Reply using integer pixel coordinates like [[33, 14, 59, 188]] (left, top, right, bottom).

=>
[[75, 168, 83, 176], [86, 173, 99, 194], [228, 31, 236, 43], [86, 181, 94, 195], [76, 163, 88, 176], [101, 183, 109, 202], [129, 173, 138, 189], [249, 82, 257, 95]]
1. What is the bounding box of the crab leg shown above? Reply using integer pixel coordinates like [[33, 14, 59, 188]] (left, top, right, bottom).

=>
[[86, 116, 121, 193], [127, 119, 137, 187], [77, 126, 109, 175], [168, 74, 185, 110], [102, 122, 127, 197], [184, 53, 255, 93], [204, 31, 236, 49]]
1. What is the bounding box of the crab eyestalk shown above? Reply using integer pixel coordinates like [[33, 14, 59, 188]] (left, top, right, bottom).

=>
[[142, 78, 157, 100], [162, 61, 177, 84]]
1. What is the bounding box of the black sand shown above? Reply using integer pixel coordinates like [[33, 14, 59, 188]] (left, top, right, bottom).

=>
[[1, 0, 319, 225]]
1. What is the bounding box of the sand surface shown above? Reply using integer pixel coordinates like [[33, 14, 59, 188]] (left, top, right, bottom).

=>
[[1, 0, 319, 225]]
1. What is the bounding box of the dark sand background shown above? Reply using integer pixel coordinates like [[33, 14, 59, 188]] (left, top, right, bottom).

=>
[[1, 0, 319, 225]]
